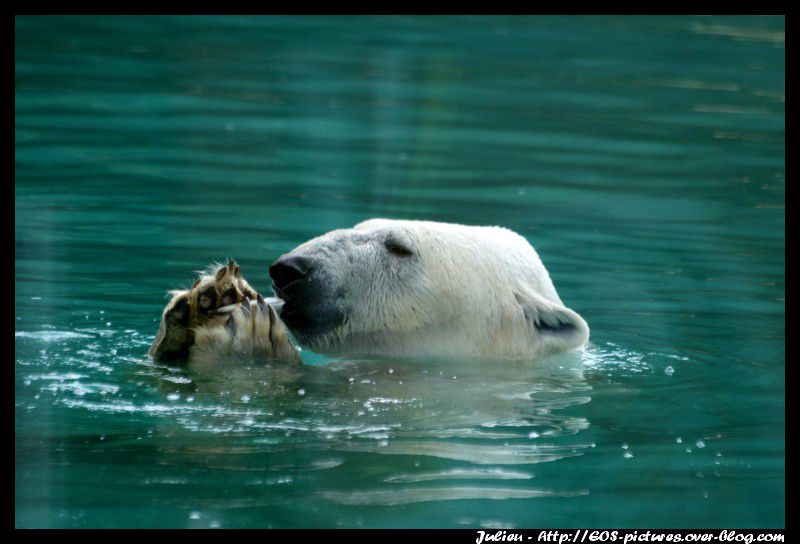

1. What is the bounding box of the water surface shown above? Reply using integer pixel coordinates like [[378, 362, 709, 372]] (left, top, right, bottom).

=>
[[15, 15, 784, 528]]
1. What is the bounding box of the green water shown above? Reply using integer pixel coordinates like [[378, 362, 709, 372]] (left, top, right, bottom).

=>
[[15, 16, 784, 528]]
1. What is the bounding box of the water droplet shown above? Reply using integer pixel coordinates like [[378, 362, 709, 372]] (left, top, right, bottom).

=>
[[240, 395, 250, 403], [297, 389, 306, 397], [190, 512, 201, 520], [528, 432, 540, 439], [167, 393, 179, 401], [696, 440, 706, 449], [676, 437, 683, 444], [623, 451, 633, 459], [664, 366, 675, 376], [388, 368, 394, 374], [621, 443, 629, 450]]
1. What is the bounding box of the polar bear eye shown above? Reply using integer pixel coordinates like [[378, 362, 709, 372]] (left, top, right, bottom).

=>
[[384, 239, 413, 257]]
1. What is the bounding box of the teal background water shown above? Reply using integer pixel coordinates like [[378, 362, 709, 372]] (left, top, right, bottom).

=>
[[15, 16, 784, 528]]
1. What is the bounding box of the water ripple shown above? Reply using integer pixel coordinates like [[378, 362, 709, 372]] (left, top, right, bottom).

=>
[[319, 486, 588, 506]]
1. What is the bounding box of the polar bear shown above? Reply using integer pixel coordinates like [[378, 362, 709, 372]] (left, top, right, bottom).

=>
[[268, 219, 588, 360], [149, 220, 589, 364]]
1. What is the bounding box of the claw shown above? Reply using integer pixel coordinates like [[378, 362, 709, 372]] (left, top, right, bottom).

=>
[[215, 303, 239, 314], [225, 313, 236, 335]]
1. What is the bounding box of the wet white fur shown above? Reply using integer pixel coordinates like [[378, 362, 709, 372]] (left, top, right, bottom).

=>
[[287, 219, 589, 360]]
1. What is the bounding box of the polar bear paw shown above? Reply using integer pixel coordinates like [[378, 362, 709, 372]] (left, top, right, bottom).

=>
[[148, 259, 301, 365]]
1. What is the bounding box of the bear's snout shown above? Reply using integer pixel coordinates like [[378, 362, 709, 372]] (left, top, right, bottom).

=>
[[269, 255, 315, 298], [268, 252, 344, 340]]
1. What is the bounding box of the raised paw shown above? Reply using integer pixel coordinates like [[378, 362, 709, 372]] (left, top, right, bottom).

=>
[[149, 259, 300, 366], [149, 259, 254, 361]]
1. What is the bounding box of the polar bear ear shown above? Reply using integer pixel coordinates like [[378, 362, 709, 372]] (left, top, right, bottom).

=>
[[513, 287, 589, 350]]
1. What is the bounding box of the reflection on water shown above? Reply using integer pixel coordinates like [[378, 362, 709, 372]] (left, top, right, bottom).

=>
[[16, 15, 783, 528], [18, 320, 598, 517]]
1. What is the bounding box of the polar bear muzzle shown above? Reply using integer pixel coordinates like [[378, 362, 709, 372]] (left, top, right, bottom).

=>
[[269, 253, 345, 341]]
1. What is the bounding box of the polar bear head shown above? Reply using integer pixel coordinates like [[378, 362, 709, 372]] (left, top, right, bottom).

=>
[[268, 219, 589, 360]]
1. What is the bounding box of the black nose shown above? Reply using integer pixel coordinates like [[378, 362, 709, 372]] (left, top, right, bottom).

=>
[[269, 255, 315, 293]]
